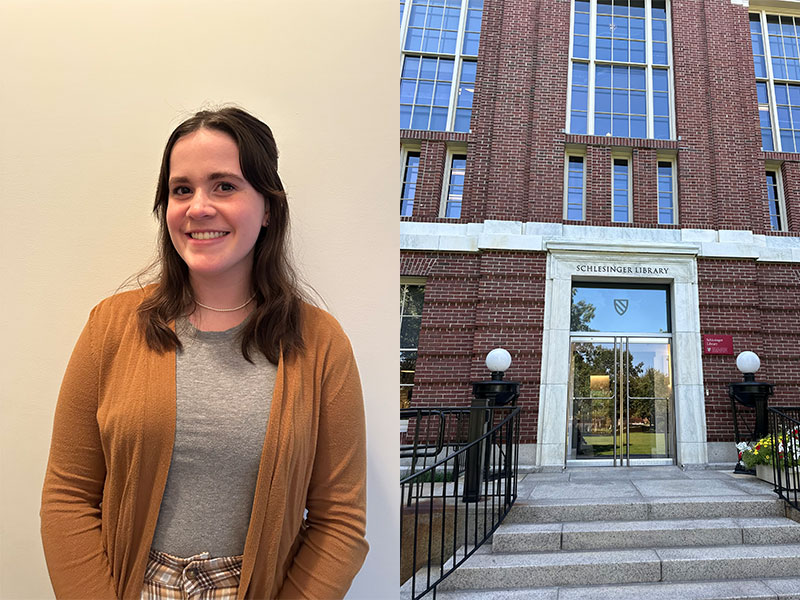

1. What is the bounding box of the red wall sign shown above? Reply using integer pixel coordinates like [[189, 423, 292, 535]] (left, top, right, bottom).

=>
[[703, 335, 734, 355]]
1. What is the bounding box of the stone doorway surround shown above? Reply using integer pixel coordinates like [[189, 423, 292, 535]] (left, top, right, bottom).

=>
[[537, 240, 707, 468]]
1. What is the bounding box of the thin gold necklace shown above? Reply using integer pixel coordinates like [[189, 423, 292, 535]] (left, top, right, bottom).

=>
[[194, 295, 255, 312]]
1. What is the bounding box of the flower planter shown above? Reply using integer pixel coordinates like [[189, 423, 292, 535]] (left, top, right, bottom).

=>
[[756, 464, 800, 491], [400, 419, 409, 434]]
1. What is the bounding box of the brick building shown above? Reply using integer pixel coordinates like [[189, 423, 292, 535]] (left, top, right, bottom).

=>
[[399, 0, 800, 467]]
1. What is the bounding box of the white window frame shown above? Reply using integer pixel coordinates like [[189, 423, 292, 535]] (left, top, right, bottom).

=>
[[765, 162, 789, 231], [563, 149, 587, 221], [565, 0, 676, 140], [400, 0, 480, 132], [440, 146, 468, 218], [611, 150, 633, 222], [656, 154, 678, 225], [401, 143, 422, 217], [750, 8, 800, 152]]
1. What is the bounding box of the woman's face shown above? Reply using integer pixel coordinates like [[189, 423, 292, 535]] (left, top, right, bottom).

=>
[[166, 128, 268, 286]]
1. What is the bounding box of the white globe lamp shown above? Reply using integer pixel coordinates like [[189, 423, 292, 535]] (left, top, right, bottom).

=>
[[485, 348, 511, 379], [736, 351, 760, 379]]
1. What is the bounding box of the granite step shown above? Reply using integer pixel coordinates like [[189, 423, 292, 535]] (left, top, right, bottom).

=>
[[428, 577, 800, 600], [436, 544, 800, 591], [505, 495, 785, 524], [492, 516, 800, 552]]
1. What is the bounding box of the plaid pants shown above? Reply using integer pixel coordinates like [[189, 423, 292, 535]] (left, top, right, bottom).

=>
[[141, 549, 243, 600]]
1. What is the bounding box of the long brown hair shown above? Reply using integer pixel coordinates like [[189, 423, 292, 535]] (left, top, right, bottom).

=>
[[137, 107, 305, 363]]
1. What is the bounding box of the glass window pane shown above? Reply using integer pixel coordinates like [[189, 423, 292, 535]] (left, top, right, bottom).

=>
[[463, 32, 480, 55], [654, 117, 670, 139], [773, 58, 787, 79], [416, 80, 434, 103], [571, 112, 588, 134], [630, 41, 646, 63], [762, 129, 774, 151], [572, 87, 588, 110], [595, 113, 612, 135], [411, 106, 431, 129], [612, 114, 629, 136], [630, 67, 646, 90], [780, 129, 795, 151], [596, 36, 612, 61], [596, 65, 612, 87], [420, 57, 437, 79], [574, 35, 590, 59], [651, 0, 666, 20], [596, 88, 612, 112], [630, 115, 646, 138], [573, 61, 589, 85], [401, 105, 412, 129], [430, 106, 449, 130], [757, 81, 769, 104], [653, 42, 668, 65], [652, 19, 667, 42], [653, 69, 669, 92], [613, 40, 629, 62]]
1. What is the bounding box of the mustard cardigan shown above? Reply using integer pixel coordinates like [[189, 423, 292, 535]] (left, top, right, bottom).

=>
[[41, 288, 368, 599]]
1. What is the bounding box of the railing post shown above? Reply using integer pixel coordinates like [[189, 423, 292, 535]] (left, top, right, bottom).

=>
[[463, 400, 489, 502]]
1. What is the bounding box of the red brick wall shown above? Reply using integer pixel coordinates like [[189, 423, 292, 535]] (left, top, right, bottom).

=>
[[699, 259, 800, 443], [400, 0, 800, 236], [402, 250, 546, 443]]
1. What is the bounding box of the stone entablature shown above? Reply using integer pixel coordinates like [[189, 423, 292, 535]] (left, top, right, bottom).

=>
[[400, 221, 800, 263]]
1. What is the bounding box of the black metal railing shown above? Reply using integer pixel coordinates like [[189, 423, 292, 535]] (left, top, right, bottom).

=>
[[768, 407, 800, 511], [400, 405, 521, 600]]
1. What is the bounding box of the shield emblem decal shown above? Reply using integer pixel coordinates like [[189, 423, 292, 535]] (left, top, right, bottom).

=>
[[614, 299, 628, 315]]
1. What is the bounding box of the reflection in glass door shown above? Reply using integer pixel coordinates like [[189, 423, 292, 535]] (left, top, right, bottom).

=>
[[568, 337, 673, 465]]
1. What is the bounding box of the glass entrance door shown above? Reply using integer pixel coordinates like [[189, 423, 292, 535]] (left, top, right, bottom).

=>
[[568, 336, 673, 465]]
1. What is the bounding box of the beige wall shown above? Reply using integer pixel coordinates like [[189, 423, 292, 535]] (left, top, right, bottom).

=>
[[0, 1, 397, 597]]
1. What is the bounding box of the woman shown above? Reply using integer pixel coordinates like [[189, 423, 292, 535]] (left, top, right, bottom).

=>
[[40, 107, 369, 599]]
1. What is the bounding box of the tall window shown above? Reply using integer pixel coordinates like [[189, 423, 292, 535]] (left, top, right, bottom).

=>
[[564, 154, 586, 220], [765, 169, 787, 231], [568, 0, 673, 139], [657, 159, 676, 224], [401, 283, 426, 408], [401, 150, 421, 216], [441, 153, 466, 217], [400, 0, 483, 132], [612, 157, 631, 222], [751, 12, 800, 151]]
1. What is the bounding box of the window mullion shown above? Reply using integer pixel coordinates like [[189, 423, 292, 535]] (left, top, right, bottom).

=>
[[645, 0, 654, 139], [588, 0, 597, 135], [567, 1, 576, 131], [761, 11, 782, 152], [445, 0, 470, 131], [665, 0, 676, 140], [400, 1, 412, 51]]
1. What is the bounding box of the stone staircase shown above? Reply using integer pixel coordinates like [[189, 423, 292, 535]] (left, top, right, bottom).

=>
[[424, 468, 800, 599]]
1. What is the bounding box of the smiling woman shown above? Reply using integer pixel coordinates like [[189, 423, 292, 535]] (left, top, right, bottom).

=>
[[39, 108, 369, 600]]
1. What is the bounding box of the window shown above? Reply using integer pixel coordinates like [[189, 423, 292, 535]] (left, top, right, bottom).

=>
[[401, 150, 421, 216], [400, 0, 483, 132], [612, 157, 631, 222], [750, 11, 800, 151], [564, 154, 586, 220], [765, 168, 787, 231], [568, 0, 673, 139], [441, 152, 466, 217], [657, 159, 676, 224], [400, 282, 426, 408]]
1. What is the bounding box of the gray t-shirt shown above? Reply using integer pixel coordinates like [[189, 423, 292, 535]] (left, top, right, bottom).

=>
[[151, 317, 276, 557]]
